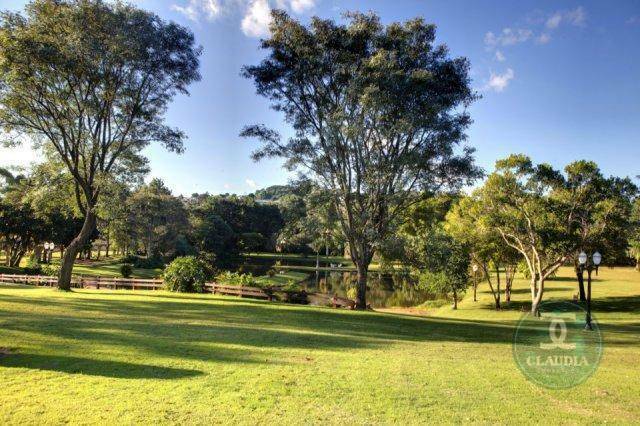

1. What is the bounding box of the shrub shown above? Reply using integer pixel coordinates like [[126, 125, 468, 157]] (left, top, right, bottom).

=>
[[134, 255, 164, 269], [266, 268, 276, 277], [41, 264, 60, 277], [346, 285, 358, 301], [120, 264, 133, 278], [121, 254, 139, 264], [215, 271, 256, 287], [23, 258, 42, 275], [163, 256, 207, 293]]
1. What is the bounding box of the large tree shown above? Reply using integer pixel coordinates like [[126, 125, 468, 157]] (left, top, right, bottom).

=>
[[0, 0, 200, 289], [479, 155, 576, 315], [551, 161, 636, 300], [242, 11, 480, 308]]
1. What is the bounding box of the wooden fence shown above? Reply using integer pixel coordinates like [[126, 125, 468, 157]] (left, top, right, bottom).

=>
[[0, 274, 272, 298], [0, 273, 163, 290], [0, 273, 356, 307]]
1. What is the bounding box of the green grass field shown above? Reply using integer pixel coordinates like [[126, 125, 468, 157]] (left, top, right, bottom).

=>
[[0, 266, 638, 424]]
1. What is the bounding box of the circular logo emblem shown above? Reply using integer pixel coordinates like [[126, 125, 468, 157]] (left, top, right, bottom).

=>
[[512, 301, 603, 389]]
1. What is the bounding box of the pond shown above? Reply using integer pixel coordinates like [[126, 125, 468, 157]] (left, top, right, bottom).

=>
[[236, 255, 436, 308], [298, 270, 435, 308]]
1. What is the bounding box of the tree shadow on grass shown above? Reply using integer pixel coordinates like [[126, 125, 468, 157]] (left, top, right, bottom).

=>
[[0, 353, 203, 379], [1, 289, 639, 367]]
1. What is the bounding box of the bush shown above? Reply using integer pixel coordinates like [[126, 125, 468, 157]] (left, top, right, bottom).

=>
[[120, 264, 133, 278], [215, 271, 257, 287], [23, 258, 42, 275], [346, 285, 358, 301], [266, 268, 277, 277], [163, 256, 207, 293], [41, 264, 60, 277]]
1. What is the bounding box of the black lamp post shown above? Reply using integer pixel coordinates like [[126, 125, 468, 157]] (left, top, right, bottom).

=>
[[578, 250, 601, 331]]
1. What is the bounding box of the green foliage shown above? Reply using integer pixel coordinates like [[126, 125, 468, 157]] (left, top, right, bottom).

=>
[[120, 264, 133, 278], [126, 179, 190, 259], [346, 285, 358, 301], [163, 256, 207, 293], [281, 280, 303, 293], [0, 0, 201, 287], [242, 11, 481, 307], [40, 264, 60, 277], [415, 230, 470, 306], [216, 271, 257, 287]]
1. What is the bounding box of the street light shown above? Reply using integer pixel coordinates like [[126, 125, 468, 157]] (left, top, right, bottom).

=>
[[578, 250, 601, 331], [43, 242, 55, 264], [472, 264, 479, 302]]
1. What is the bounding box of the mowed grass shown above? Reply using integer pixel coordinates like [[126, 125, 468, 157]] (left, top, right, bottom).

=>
[[0, 267, 638, 424]]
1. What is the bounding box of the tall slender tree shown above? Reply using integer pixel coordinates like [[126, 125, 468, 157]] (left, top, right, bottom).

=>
[[0, 0, 201, 289], [242, 11, 480, 308]]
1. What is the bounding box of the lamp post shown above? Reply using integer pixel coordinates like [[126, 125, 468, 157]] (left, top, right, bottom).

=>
[[578, 251, 601, 331], [43, 242, 55, 264], [472, 264, 479, 302]]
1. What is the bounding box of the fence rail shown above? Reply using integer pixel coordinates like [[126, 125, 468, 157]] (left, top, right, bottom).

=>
[[0, 273, 164, 290], [0, 273, 357, 307]]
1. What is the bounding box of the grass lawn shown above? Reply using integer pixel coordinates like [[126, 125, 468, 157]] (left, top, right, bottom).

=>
[[0, 267, 638, 424]]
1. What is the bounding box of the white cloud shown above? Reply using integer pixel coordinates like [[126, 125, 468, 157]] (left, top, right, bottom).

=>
[[543, 7, 586, 29], [536, 33, 551, 44], [241, 0, 272, 37], [546, 12, 562, 29], [494, 50, 506, 62], [245, 178, 257, 188], [484, 28, 533, 48], [171, 0, 221, 22], [171, 0, 317, 37], [485, 68, 514, 93], [290, 0, 316, 14], [565, 6, 586, 27]]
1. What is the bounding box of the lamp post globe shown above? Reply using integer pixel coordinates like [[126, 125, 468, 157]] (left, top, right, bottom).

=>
[[578, 251, 588, 266], [592, 251, 602, 266]]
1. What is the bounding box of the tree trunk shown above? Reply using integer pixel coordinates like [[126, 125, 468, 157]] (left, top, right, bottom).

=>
[[355, 261, 368, 310], [495, 264, 501, 310], [505, 267, 513, 304], [33, 246, 43, 264], [58, 210, 97, 290], [452, 288, 458, 310], [531, 277, 544, 317]]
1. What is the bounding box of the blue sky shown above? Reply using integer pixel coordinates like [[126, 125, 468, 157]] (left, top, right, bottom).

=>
[[1, 0, 639, 195]]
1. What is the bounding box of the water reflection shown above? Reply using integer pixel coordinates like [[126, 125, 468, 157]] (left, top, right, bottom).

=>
[[236, 256, 435, 308], [300, 270, 434, 308]]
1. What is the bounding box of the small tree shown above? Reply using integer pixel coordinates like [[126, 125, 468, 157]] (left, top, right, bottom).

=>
[[416, 230, 470, 310], [163, 256, 207, 293], [0, 0, 201, 289]]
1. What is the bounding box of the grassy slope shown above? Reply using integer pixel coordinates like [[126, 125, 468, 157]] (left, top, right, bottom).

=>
[[0, 267, 638, 424]]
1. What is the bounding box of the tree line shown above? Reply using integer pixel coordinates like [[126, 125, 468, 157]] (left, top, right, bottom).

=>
[[0, 1, 638, 314]]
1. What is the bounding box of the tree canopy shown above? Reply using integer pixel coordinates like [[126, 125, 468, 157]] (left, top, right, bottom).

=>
[[0, 0, 201, 288]]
